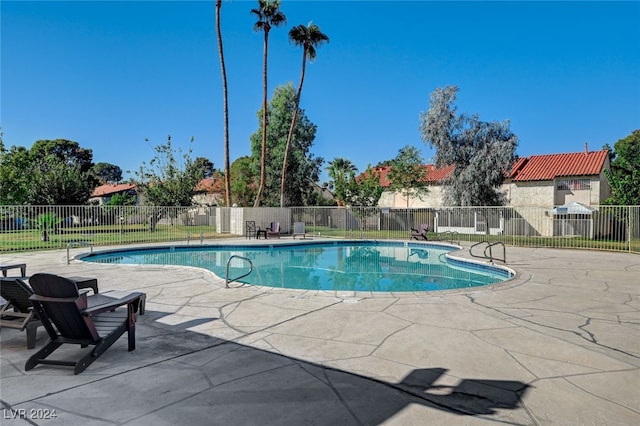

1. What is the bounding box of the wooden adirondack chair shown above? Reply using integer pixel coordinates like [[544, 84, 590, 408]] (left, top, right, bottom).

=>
[[25, 273, 144, 375]]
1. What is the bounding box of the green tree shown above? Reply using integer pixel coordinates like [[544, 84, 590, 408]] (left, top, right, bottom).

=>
[[604, 129, 640, 205], [193, 157, 215, 178], [326, 157, 357, 205], [216, 0, 232, 207], [419, 86, 518, 206], [30, 139, 94, 174], [0, 139, 96, 205], [132, 135, 202, 206], [251, 0, 286, 207], [92, 162, 123, 184], [280, 22, 329, 207], [0, 145, 32, 204], [249, 83, 323, 207], [386, 145, 430, 208], [341, 166, 384, 208], [230, 156, 257, 207], [28, 155, 94, 205], [105, 192, 137, 206]]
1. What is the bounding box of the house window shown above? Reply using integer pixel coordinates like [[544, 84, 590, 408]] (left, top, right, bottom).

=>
[[556, 179, 590, 191]]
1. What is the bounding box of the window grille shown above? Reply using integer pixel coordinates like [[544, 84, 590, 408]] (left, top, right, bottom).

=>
[[556, 179, 590, 191]]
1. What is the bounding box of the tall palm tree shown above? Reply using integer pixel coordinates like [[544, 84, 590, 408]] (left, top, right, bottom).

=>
[[251, 0, 286, 207], [279, 22, 329, 207], [216, 0, 232, 207]]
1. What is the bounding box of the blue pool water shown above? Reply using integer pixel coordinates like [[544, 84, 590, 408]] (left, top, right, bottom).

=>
[[82, 241, 513, 292]]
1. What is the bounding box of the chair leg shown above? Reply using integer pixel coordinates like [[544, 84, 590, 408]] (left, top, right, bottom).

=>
[[25, 322, 39, 349], [74, 350, 100, 375], [25, 340, 63, 371]]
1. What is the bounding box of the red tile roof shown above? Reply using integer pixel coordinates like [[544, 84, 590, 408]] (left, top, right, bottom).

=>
[[91, 183, 136, 197], [375, 149, 608, 187], [509, 150, 608, 182], [375, 164, 454, 187]]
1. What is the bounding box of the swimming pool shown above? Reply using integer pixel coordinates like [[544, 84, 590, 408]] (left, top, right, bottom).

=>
[[82, 241, 513, 292]]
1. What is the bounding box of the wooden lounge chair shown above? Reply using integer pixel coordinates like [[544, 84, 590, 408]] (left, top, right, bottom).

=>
[[1, 263, 27, 277], [410, 224, 429, 240], [266, 221, 280, 239], [0, 277, 42, 349], [293, 222, 306, 239], [25, 273, 144, 375]]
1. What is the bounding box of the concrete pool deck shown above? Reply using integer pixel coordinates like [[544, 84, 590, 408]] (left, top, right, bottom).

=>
[[1, 239, 639, 425]]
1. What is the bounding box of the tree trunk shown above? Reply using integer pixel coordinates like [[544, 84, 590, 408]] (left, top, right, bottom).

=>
[[280, 47, 307, 207], [216, 0, 232, 207], [254, 29, 270, 207]]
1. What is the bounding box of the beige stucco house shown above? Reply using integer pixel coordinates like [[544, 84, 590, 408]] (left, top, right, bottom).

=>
[[378, 148, 611, 209]]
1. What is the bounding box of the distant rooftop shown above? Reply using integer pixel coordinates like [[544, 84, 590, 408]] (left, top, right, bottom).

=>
[[375, 148, 609, 187]]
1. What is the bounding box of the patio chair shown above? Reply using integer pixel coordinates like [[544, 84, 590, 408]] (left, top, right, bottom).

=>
[[1, 263, 27, 277], [410, 224, 429, 240], [245, 221, 257, 239], [293, 222, 306, 239], [266, 221, 280, 239], [0, 277, 42, 349], [25, 273, 144, 375]]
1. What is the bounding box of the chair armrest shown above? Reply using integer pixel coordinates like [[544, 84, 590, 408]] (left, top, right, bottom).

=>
[[84, 292, 143, 315], [29, 294, 81, 304]]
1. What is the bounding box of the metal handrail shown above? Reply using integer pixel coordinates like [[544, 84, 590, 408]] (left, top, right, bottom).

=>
[[469, 240, 506, 263], [485, 241, 506, 263], [66, 241, 93, 264], [438, 230, 460, 245], [225, 255, 253, 288]]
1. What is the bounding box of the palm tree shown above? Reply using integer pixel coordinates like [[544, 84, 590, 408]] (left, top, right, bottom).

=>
[[251, 0, 286, 207], [279, 22, 329, 207], [326, 157, 357, 206], [216, 0, 232, 207], [327, 157, 357, 182]]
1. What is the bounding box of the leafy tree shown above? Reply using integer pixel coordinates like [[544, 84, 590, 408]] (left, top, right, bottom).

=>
[[1, 139, 95, 205], [92, 162, 123, 184], [341, 166, 384, 208], [30, 139, 94, 173], [230, 156, 257, 206], [326, 157, 357, 205], [386, 145, 430, 208], [216, 0, 232, 207], [339, 166, 384, 235], [105, 192, 137, 206], [28, 155, 94, 205], [251, 0, 286, 207], [131, 135, 202, 206], [249, 83, 323, 207], [604, 129, 640, 205], [280, 22, 329, 207], [193, 157, 215, 178], [419, 86, 518, 206], [0, 145, 32, 204]]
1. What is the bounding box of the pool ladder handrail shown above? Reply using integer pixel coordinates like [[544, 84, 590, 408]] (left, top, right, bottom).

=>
[[438, 230, 460, 246], [225, 255, 254, 288], [66, 241, 93, 264], [469, 241, 506, 263]]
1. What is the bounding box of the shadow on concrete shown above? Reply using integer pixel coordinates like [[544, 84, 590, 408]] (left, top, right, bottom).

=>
[[2, 309, 530, 424], [122, 310, 531, 424]]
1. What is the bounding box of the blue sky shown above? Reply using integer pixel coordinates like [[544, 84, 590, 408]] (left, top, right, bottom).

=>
[[2, 1, 639, 183]]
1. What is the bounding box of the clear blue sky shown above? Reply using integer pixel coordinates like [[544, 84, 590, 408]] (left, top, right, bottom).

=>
[[2, 1, 639, 183]]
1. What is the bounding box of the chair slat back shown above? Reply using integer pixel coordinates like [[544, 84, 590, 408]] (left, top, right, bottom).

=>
[[29, 273, 79, 298], [0, 278, 34, 313], [28, 273, 99, 341]]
